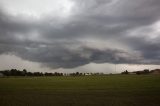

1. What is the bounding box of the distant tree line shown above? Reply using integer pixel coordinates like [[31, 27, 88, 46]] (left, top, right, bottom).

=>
[[0, 69, 63, 76], [121, 69, 150, 75], [0, 69, 105, 77]]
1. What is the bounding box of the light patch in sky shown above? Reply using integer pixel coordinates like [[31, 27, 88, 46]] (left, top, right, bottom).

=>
[[78, 38, 130, 51], [0, 0, 74, 17], [128, 21, 160, 39], [0, 54, 160, 73], [151, 21, 160, 39], [0, 54, 50, 72]]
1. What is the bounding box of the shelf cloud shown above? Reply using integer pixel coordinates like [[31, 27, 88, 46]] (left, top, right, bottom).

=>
[[0, 0, 160, 71]]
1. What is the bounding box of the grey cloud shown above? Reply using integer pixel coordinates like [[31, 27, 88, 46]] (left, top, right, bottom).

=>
[[1, 0, 160, 69], [1, 44, 142, 68], [123, 36, 160, 64]]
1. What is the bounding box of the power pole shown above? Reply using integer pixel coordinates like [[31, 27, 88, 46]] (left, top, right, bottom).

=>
[[115, 64, 116, 74]]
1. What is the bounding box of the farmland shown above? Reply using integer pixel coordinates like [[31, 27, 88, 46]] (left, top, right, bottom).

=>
[[0, 75, 160, 106]]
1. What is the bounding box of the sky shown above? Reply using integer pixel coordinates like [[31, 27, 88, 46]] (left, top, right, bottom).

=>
[[0, 0, 160, 73]]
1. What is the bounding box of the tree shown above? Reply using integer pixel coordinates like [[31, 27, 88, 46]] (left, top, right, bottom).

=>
[[144, 69, 149, 74], [125, 70, 128, 74], [23, 69, 27, 76], [121, 70, 128, 74]]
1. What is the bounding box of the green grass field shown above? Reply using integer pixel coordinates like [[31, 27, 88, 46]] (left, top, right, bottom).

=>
[[0, 75, 160, 106]]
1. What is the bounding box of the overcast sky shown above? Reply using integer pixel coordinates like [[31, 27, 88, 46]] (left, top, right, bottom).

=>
[[0, 0, 160, 73]]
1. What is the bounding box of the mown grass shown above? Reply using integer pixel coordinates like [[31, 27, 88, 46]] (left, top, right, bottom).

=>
[[0, 75, 160, 106]]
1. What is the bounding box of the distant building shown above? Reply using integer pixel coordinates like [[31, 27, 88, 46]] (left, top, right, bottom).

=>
[[150, 69, 160, 74], [125, 69, 150, 75], [85, 73, 91, 76]]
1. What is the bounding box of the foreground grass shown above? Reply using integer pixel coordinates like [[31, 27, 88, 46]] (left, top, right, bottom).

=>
[[0, 75, 160, 106]]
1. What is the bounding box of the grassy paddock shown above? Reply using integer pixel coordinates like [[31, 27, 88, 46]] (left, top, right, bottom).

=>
[[0, 75, 160, 106]]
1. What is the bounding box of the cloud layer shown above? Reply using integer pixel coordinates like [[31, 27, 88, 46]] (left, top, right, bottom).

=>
[[0, 0, 160, 69]]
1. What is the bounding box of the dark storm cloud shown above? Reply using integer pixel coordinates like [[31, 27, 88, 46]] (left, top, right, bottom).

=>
[[123, 36, 160, 64], [0, 44, 142, 68], [1, 0, 160, 68]]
